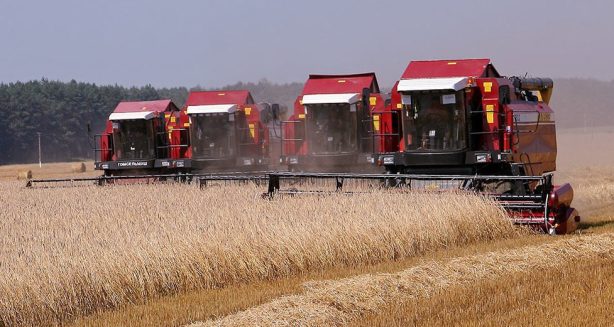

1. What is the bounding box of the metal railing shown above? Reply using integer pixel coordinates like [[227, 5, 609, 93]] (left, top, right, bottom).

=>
[[280, 120, 305, 156], [93, 133, 112, 163], [365, 111, 402, 154]]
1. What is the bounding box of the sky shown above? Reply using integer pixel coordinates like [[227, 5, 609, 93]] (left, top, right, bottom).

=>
[[1, 0, 613, 88]]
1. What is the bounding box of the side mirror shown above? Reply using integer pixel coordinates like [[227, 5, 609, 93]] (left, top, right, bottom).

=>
[[499, 86, 511, 105], [362, 88, 371, 113], [271, 103, 280, 121]]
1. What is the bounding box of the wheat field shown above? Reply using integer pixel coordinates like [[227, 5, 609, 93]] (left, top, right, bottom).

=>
[[0, 181, 516, 326], [196, 233, 614, 326]]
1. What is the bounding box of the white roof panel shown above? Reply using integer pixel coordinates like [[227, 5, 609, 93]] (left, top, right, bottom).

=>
[[302, 93, 360, 104], [108, 111, 155, 120], [397, 77, 468, 92], [187, 104, 237, 114]]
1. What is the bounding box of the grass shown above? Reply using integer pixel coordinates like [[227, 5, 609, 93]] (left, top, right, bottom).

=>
[[0, 181, 516, 326], [196, 233, 614, 326]]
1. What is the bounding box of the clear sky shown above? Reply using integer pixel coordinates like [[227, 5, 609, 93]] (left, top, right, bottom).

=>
[[1, 0, 612, 88]]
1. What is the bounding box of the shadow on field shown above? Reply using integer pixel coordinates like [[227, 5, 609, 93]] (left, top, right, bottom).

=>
[[578, 219, 614, 231]]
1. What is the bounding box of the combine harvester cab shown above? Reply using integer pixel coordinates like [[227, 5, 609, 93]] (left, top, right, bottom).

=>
[[95, 99, 186, 177], [373, 58, 579, 234], [179, 90, 270, 172], [281, 73, 388, 172]]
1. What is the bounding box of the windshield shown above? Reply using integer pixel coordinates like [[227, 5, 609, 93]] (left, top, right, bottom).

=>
[[190, 113, 235, 159], [305, 103, 357, 155], [402, 91, 467, 151], [112, 120, 156, 160]]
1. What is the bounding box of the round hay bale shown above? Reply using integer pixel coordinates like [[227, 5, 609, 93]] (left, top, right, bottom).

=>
[[71, 162, 87, 173], [17, 170, 32, 180]]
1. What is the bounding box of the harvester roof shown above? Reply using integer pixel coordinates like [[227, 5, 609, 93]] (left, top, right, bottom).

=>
[[401, 58, 499, 79], [302, 73, 380, 95], [398, 59, 500, 92], [186, 90, 255, 106], [109, 99, 177, 120]]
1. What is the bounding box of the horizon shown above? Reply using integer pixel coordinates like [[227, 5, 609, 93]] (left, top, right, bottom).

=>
[[2, 75, 612, 91]]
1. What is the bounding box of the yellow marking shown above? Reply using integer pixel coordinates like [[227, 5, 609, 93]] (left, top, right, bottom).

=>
[[535, 91, 544, 102], [338, 79, 346, 83], [183, 122, 190, 127], [168, 126, 174, 131], [486, 104, 495, 124], [170, 116, 176, 123], [373, 115, 380, 131], [244, 107, 252, 115], [164, 113, 171, 118], [248, 123, 255, 138], [447, 62, 457, 65], [298, 113, 305, 119], [483, 82, 492, 93], [369, 96, 377, 106], [396, 103, 402, 109], [218, 93, 225, 96]]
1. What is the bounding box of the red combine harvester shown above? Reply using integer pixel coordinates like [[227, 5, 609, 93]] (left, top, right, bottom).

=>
[[375, 58, 580, 233], [176, 90, 270, 172], [94, 99, 188, 176], [281, 73, 391, 172]]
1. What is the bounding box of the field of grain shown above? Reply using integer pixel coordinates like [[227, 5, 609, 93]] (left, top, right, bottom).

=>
[[2, 132, 614, 327], [0, 181, 516, 326]]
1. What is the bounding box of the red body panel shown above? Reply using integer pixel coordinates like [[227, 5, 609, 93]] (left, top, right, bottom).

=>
[[112, 99, 174, 114], [302, 73, 379, 95], [477, 77, 502, 152], [242, 103, 270, 158], [378, 80, 402, 153], [401, 58, 497, 79], [186, 90, 254, 106], [165, 110, 190, 160], [100, 121, 114, 162], [283, 97, 306, 156]]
